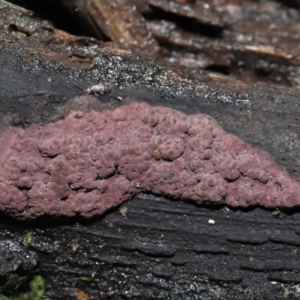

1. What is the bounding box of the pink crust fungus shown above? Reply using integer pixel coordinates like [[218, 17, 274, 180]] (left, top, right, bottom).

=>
[[0, 101, 300, 219]]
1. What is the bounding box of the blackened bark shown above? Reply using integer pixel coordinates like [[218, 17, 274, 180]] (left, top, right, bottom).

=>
[[1, 1, 300, 299]]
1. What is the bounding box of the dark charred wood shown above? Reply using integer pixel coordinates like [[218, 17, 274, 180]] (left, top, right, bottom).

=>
[[1, 1, 300, 299]]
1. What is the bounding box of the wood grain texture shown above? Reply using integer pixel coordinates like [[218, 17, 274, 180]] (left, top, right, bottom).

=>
[[1, 1, 300, 299]]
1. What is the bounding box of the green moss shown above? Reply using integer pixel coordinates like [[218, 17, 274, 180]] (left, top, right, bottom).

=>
[[283, 290, 293, 299], [0, 276, 45, 300], [23, 232, 35, 247]]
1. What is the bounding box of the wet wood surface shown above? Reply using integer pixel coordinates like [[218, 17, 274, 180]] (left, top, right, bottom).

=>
[[1, 0, 300, 299]]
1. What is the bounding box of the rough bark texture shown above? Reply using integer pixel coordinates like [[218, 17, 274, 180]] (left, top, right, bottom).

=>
[[1, 0, 300, 299]]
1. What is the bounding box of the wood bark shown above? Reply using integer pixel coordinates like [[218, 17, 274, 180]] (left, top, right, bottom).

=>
[[0, 1, 300, 299]]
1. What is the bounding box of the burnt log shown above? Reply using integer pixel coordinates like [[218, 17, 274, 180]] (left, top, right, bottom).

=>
[[1, 1, 300, 299]]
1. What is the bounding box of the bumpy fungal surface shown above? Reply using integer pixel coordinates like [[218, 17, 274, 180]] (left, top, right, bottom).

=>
[[0, 101, 299, 219]]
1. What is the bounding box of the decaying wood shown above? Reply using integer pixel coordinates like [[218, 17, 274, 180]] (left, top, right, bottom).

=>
[[1, 0, 300, 299], [51, 0, 300, 87], [58, 0, 158, 52]]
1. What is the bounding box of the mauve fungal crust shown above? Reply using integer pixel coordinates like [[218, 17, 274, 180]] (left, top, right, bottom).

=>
[[0, 101, 299, 219]]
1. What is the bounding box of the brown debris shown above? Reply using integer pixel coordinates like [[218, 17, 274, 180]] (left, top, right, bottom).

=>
[[60, 0, 158, 53], [74, 290, 91, 300], [7, 0, 299, 87], [148, 0, 226, 27], [87, 0, 158, 51]]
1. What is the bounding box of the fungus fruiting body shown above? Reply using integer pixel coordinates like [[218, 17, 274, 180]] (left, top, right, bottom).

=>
[[0, 101, 299, 219]]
